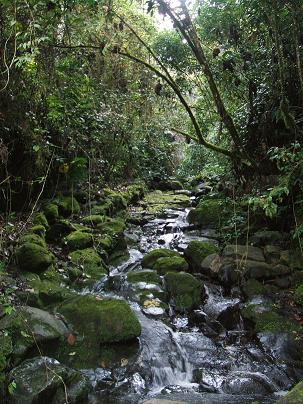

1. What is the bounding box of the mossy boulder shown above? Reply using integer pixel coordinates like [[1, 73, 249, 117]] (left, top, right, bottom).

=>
[[7, 356, 89, 404], [294, 284, 303, 306], [19, 233, 46, 248], [241, 303, 301, 334], [127, 182, 146, 203], [164, 271, 203, 312], [127, 270, 161, 285], [46, 219, 75, 243], [91, 200, 113, 216], [104, 189, 128, 212], [277, 381, 303, 403], [58, 295, 141, 344], [69, 248, 107, 280], [153, 256, 189, 275], [65, 231, 93, 251], [15, 243, 54, 273], [43, 203, 59, 223], [82, 214, 105, 226], [97, 217, 126, 236], [32, 212, 49, 229], [142, 249, 181, 269], [187, 199, 223, 227], [184, 240, 218, 272], [30, 225, 46, 238], [54, 195, 81, 217]]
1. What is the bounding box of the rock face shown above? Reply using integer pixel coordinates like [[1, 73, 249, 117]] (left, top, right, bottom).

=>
[[184, 241, 218, 272], [58, 295, 141, 344], [164, 272, 203, 312], [142, 249, 181, 269], [7, 356, 89, 403], [15, 243, 54, 273]]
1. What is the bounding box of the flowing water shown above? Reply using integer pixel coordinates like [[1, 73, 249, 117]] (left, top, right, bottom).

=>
[[84, 204, 301, 403]]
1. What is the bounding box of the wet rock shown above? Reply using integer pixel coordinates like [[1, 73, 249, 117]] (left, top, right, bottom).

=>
[[221, 371, 275, 395], [144, 400, 188, 404], [184, 241, 218, 272], [142, 249, 181, 269], [223, 245, 265, 262], [188, 309, 208, 328], [15, 242, 55, 273], [142, 306, 165, 318], [277, 380, 303, 403], [65, 231, 93, 251], [153, 256, 189, 275], [201, 253, 221, 277], [58, 295, 141, 344], [7, 356, 89, 403], [164, 272, 203, 312]]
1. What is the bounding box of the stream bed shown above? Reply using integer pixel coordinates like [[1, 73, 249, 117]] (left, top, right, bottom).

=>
[[80, 207, 297, 404]]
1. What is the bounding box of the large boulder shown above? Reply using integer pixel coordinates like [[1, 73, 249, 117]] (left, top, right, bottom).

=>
[[142, 249, 181, 269], [15, 243, 54, 273], [164, 272, 203, 312], [187, 199, 222, 227], [127, 270, 161, 285], [7, 356, 89, 403], [58, 295, 141, 344], [184, 241, 218, 272], [222, 245, 265, 262]]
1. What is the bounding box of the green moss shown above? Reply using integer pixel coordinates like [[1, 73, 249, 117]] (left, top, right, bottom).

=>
[[33, 213, 49, 229], [127, 183, 146, 203], [277, 381, 303, 403], [241, 304, 301, 334], [30, 225, 46, 238], [26, 278, 74, 307], [69, 248, 107, 279], [97, 218, 126, 236], [43, 203, 59, 223], [104, 189, 128, 212], [127, 270, 161, 284], [20, 233, 46, 248], [164, 271, 202, 312], [82, 215, 105, 226], [294, 284, 303, 306], [184, 240, 218, 271], [96, 235, 112, 251], [142, 190, 190, 213], [187, 199, 223, 226], [58, 295, 141, 344], [153, 256, 189, 275], [54, 195, 81, 217], [66, 231, 93, 251], [46, 219, 75, 242], [0, 333, 12, 381], [142, 249, 181, 269], [91, 200, 113, 216], [15, 242, 54, 273]]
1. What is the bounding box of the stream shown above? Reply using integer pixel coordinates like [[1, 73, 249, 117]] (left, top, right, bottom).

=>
[[82, 205, 296, 403]]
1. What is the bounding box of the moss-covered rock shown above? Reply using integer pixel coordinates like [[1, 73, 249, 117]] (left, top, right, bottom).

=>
[[0, 332, 12, 385], [19, 233, 46, 248], [54, 195, 81, 217], [223, 244, 265, 262], [69, 248, 107, 280], [127, 270, 161, 285], [33, 212, 49, 229], [142, 249, 181, 269], [277, 381, 303, 403], [30, 225, 46, 238], [46, 219, 75, 243], [65, 231, 93, 251], [294, 284, 303, 306], [241, 303, 301, 334], [43, 203, 59, 223], [104, 189, 128, 212], [153, 256, 189, 275], [7, 356, 89, 404], [187, 199, 223, 227], [241, 279, 267, 298], [91, 200, 113, 216], [82, 214, 105, 226], [127, 182, 146, 203], [184, 240, 218, 272], [58, 295, 141, 344], [164, 271, 202, 312], [97, 217, 126, 236], [15, 242, 54, 273]]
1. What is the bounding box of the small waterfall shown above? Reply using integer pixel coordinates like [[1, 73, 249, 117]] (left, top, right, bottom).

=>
[[136, 311, 194, 391]]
